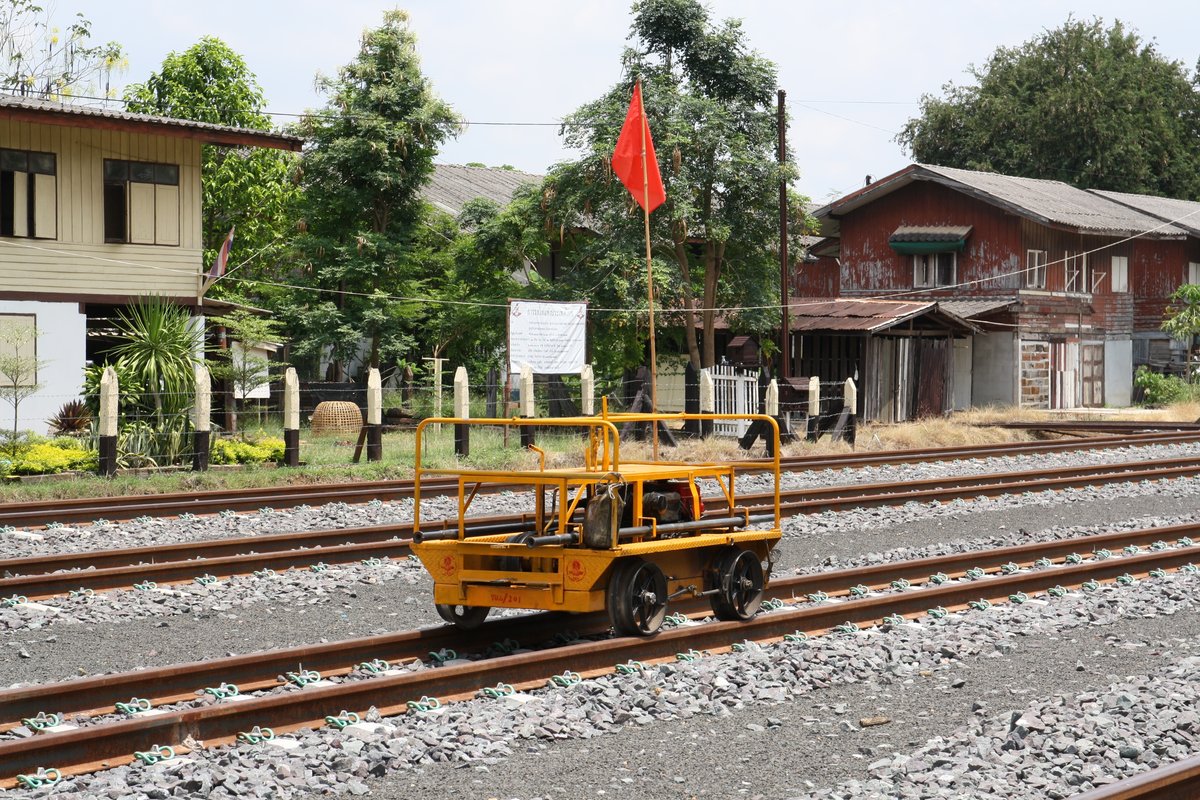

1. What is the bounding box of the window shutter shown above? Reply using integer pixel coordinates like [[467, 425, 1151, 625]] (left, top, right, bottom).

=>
[[33, 173, 55, 239], [128, 182, 156, 244], [154, 184, 179, 245], [10, 171, 27, 237]]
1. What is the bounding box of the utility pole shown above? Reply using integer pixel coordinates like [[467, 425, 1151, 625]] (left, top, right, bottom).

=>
[[777, 88, 790, 379]]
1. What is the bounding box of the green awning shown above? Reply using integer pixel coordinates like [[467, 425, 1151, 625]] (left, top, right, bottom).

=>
[[888, 225, 971, 254]]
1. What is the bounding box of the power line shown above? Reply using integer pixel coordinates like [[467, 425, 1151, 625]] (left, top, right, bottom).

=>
[[5, 87, 912, 132], [5, 199, 1199, 316]]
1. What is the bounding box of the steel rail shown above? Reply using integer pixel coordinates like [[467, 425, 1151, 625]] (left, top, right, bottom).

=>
[[986, 420, 1200, 434], [2, 540, 1197, 785], [3, 431, 1198, 528], [1073, 753, 1200, 799], [3, 519, 1198, 733], [6, 456, 1200, 599]]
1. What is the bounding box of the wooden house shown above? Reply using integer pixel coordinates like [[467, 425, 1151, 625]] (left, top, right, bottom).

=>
[[806, 164, 1200, 410], [0, 95, 300, 431]]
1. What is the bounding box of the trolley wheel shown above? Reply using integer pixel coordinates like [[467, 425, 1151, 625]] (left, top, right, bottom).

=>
[[435, 603, 490, 630], [498, 531, 536, 572], [607, 558, 668, 637], [709, 548, 765, 621]]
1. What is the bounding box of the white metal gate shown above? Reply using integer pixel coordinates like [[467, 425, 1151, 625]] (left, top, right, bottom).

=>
[[708, 365, 758, 436]]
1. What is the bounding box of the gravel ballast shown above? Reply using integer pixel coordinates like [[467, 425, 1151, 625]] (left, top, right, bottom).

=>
[[6, 446, 1200, 798]]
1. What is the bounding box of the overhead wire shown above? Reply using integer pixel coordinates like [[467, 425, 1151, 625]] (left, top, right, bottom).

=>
[[6, 197, 1199, 316]]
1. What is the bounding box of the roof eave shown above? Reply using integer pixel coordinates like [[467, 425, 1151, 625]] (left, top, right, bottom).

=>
[[0, 104, 303, 152]]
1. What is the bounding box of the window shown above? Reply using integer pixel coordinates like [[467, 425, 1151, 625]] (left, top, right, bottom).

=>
[[913, 252, 956, 288], [0, 148, 56, 240], [1189, 262, 1200, 285], [103, 159, 180, 245], [1111, 256, 1129, 293], [1025, 250, 1047, 289], [1064, 251, 1088, 293]]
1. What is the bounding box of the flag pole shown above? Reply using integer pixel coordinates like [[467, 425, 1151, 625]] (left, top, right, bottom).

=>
[[638, 79, 659, 459]]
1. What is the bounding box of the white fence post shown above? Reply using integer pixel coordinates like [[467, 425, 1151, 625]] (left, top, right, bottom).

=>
[[699, 368, 714, 437], [518, 364, 535, 448], [580, 364, 594, 416], [366, 367, 382, 462], [98, 366, 118, 476], [454, 366, 470, 456], [765, 379, 779, 417], [519, 365, 535, 418], [192, 363, 211, 472], [283, 367, 300, 467]]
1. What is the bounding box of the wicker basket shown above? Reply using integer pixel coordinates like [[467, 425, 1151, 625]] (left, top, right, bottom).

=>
[[310, 401, 363, 436]]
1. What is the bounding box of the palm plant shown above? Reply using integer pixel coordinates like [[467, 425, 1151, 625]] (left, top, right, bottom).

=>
[[110, 296, 204, 420]]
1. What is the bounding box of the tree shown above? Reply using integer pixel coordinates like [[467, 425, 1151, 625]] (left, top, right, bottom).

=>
[[898, 18, 1200, 198], [1162, 284, 1200, 382], [208, 309, 286, 429], [285, 10, 460, 379], [0, 0, 123, 99], [0, 317, 43, 452], [519, 0, 808, 370], [123, 37, 298, 285]]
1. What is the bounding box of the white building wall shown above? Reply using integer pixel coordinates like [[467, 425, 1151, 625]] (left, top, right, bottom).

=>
[[1104, 339, 1133, 407], [0, 300, 87, 434]]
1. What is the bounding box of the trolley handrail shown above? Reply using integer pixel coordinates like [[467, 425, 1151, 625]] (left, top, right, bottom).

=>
[[411, 413, 782, 536]]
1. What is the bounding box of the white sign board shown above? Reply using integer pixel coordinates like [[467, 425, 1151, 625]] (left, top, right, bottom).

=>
[[508, 300, 587, 375]]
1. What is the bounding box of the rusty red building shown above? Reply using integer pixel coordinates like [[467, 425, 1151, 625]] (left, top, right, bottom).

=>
[[804, 164, 1200, 411]]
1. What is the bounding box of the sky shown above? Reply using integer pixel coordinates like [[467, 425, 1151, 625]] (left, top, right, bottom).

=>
[[62, 0, 1200, 204]]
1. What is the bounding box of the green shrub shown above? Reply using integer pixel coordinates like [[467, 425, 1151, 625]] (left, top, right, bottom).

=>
[[211, 436, 286, 465], [8, 441, 97, 475], [1133, 366, 1194, 406]]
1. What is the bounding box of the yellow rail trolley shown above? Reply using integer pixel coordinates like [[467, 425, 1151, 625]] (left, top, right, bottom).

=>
[[409, 411, 783, 636]]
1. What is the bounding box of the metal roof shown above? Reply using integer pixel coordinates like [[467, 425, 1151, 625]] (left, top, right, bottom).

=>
[[0, 94, 302, 151], [786, 297, 980, 333], [1089, 189, 1200, 238], [890, 225, 973, 242], [820, 164, 1187, 238], [937, 297, 1017, 319], [422, 163, 541, 217]]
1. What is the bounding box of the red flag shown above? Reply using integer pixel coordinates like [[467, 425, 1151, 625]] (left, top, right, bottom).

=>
[[611, 81, 666, 213], [209, 226, 235, 280]]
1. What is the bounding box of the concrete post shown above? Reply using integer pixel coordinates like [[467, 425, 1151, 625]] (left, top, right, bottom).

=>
[[580, 364, 594, 416], [282, 367, 300, 467], [699, 368, 715, 438], [98, 366, 118, 477], [454, 366, 470, 457], [192, 363, 211, 472], [844, 377, 858, 447], [365, 368, 382, 462], [519, 364, 535, 448], [765, 379, 779, 417], [807, 375, 821, 442]]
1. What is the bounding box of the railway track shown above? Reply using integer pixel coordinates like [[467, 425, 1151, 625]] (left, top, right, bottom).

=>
[[2, 430, 1198, 529], [1076, 752, 1200, 799], [3, 520, 1198, 786], [7, 454, 1200, 600]]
